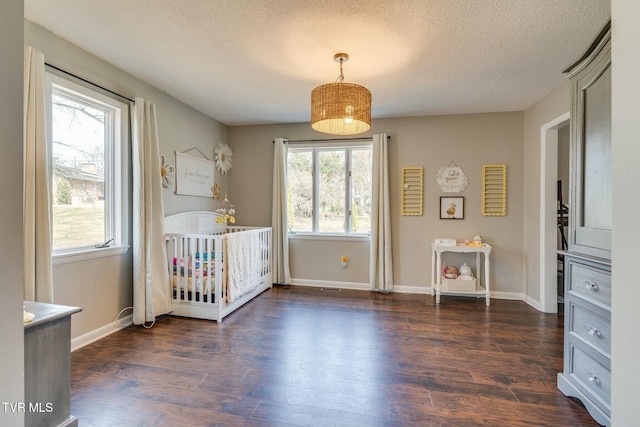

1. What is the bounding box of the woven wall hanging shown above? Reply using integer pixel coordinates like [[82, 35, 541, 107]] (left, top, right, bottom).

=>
[[401, 167, 424, 216], [481, 164, 507, 216]]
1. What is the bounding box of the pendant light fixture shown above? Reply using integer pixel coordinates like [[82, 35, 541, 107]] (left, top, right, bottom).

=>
[[311, 53, 371, 135]]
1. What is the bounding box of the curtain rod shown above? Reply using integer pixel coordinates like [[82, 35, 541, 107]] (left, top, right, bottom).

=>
[[45, 63, 135, 103], [273, 136, 390, 143]]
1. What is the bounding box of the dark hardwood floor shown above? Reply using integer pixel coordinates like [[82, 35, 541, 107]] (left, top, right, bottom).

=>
[[70, 285, 600, 426]]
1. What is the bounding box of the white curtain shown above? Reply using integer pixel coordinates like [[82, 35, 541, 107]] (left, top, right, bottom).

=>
[[271, 138, 291, 284], [23, 46, 54, 303], [370, 133, 394, 292], [132, 98, 171, 325]]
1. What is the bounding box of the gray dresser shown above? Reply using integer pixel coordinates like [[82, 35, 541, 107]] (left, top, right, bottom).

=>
[[24, 301, 82, 427], [557, 21, 611, 427]]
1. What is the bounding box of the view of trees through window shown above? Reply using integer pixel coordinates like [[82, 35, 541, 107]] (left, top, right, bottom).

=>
[[288, 145, 372, 234], [51, 90, 107, 250], [288, 150, 313, 232], [350, 148, 372, 233], [318, 150, 346, 232]]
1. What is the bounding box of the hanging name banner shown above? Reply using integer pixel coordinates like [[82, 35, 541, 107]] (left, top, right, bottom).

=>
[[436, 163, 468, 193], [175, 151, 215, 197]]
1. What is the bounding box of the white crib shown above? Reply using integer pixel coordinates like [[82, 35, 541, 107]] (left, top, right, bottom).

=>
[[164, 211, 272, 322]]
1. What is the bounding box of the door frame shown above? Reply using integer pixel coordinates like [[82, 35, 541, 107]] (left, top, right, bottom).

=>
[[539, 111, 570, 313]]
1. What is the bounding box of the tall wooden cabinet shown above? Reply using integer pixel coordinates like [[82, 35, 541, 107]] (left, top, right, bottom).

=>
[[557, 21, 612, 427]]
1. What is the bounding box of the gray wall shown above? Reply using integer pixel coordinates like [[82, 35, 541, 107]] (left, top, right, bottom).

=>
[[611, 0, 640, 423], [522, 81, 570, 306], [0, 1, 25, 425], [228, 112, 525, 295], [25, 21, 228, 339]]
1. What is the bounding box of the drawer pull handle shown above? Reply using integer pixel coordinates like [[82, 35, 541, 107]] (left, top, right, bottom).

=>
[[587, 374, 601, 386], [588, 326, 602, 338], [584, 281, 599, 291]]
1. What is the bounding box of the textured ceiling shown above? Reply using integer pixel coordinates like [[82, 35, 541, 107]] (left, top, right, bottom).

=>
[[25, 0, 611, 126]]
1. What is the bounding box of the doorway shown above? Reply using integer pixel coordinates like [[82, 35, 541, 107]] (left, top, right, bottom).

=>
[[539, 112, 570, 313]]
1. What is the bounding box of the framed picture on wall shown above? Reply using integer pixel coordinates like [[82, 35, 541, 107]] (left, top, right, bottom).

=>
[[175, 151, 215, 197], [440, 196, 464, 219]]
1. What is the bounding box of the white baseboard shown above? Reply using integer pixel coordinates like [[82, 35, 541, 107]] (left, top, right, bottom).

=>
[[492, 291, 526, 301], [71, 314, 133, 352], [393, 284, 432, 294], [291, 278, 370, 291], [522, 294, 543, 311], [290, 279, 429, 294], [291, 279, 524, 302], [289, 280, 534, 306]]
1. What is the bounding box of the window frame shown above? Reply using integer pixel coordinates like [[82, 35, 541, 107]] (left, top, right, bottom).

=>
[[45, 72, 129, 264], [287, 140, 372, 240]]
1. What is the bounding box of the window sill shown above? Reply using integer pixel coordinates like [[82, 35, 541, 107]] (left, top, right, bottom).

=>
[[52, 245, 129, 266], [288, 233, 370, 242]]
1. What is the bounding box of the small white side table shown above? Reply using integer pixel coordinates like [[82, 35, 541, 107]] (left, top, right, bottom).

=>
[[431, 243, 492, 305]]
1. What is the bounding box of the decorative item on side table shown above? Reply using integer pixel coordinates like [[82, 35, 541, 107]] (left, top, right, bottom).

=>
[[442, 265, 458, 279], [464, 235, 483, 246], [215, 193, 236, 224], [441, 262, 476, 292], [434, 237, 456, 246], [440, 196, 464, 219], [459, 262, 472, 277]]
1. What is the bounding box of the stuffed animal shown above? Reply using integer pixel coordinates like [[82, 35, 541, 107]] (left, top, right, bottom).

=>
[[464, 235, 484, 247], [442, 265, 458, 279]]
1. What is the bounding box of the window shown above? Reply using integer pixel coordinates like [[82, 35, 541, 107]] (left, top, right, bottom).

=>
[[288, 141, 372, 236], [46, 73, 129, 260]]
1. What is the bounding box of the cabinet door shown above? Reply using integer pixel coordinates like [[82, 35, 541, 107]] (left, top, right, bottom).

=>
[[570, 38, 611, 260]]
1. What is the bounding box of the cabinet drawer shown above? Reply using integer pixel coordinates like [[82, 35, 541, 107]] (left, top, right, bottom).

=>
[[568, 261, 611, 307], [570, 345, 611, 410], [569, 302, 611, 356]]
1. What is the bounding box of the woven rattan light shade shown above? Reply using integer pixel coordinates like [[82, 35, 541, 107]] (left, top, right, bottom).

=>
[[311, 82, 371, 135]]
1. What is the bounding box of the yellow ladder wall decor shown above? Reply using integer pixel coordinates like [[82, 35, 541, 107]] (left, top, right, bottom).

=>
[[401, 167, 423, 216], [482, 164, 507, 216]]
